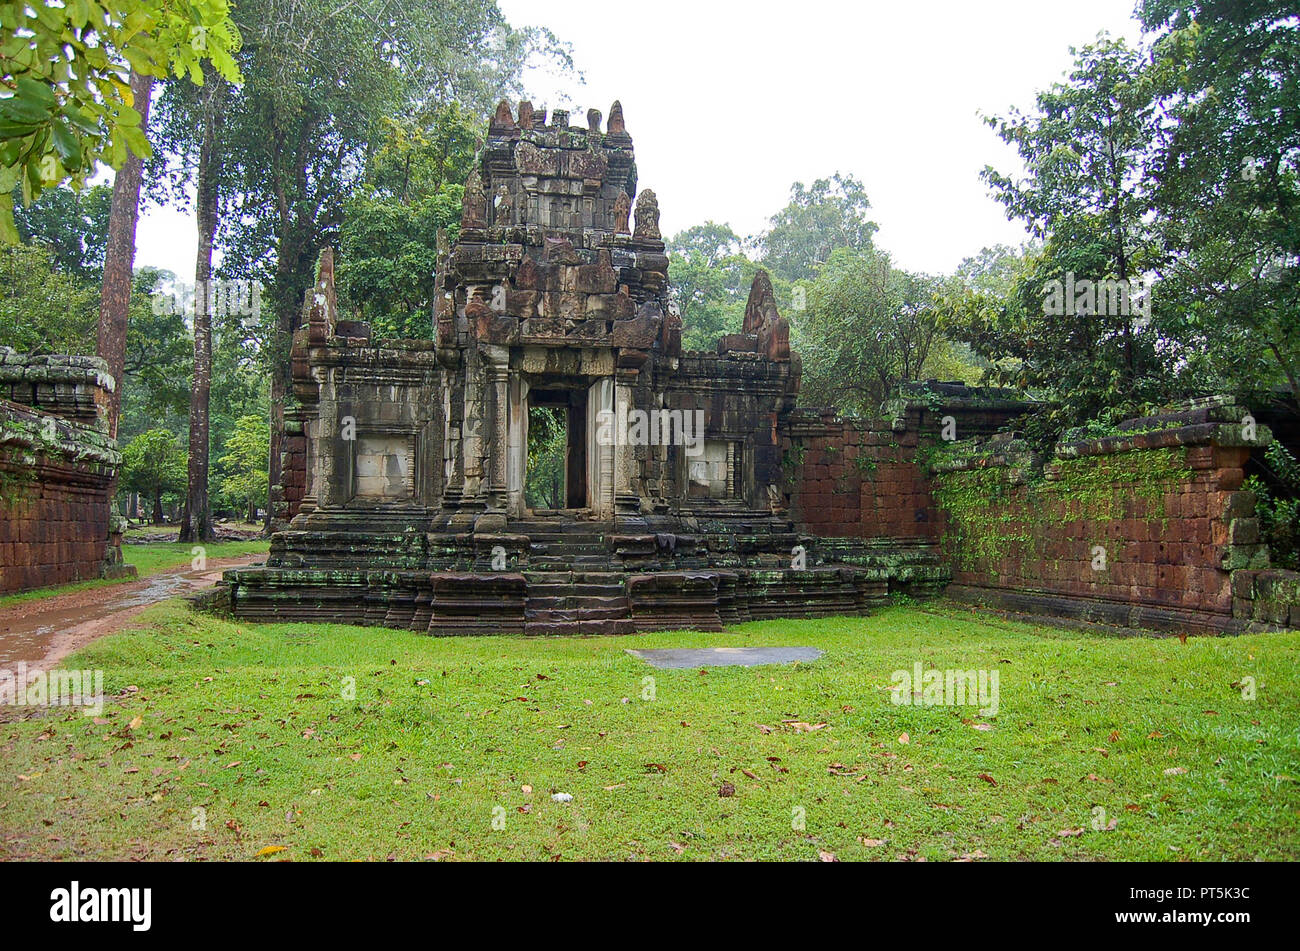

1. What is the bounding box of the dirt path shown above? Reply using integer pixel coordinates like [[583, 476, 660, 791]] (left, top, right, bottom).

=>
[[0, 554, 260, 677]]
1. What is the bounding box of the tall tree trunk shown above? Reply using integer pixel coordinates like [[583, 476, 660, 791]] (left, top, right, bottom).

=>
[[265, 237, 311, 535], [180, 81, 225, 544], [97, 70, 154, 439], [152, 492, 164, 524]]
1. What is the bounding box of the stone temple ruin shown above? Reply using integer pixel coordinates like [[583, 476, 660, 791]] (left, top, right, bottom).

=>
[[220, 100, 1300, 636], [223, 100, 954, 633]]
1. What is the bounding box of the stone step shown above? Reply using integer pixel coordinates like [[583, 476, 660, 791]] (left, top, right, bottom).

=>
[[525, 606, 629, 622], [528, 588, 626, 601], [525, 617, 637, 636], [532, 556, 615, 568], [522, 571, 625, 584], [526, 595, 628, 610]]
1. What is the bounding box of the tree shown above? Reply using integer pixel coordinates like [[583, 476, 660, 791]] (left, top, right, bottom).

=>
[[981, 37, 1165, 393], [217, 413, 269, 523], [758, 173, 878, 283], [796, 247, 944, 415], [336, 104, 481, 338], [11, 182, 111, 279], [524, 407, 566, 511], [0, 0, 242, 239], [0, 242, 98, 352], [666, 222, 758, 350], [97, 69, 154, 441], [122, 267, 193, 424], [121, 427, 187, 523], [1139, 0, 1300, 417], [950, 38, 1177, 438]]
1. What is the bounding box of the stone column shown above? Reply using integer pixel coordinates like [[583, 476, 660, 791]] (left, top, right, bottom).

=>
[[484, 348, 510, 512], [460, 360, 485, 506], [587, 377, 614, 518], [506, 374, 528, 517]]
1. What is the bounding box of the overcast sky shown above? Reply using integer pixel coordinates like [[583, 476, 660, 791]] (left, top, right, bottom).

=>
[[134, 0, 1145, 279]]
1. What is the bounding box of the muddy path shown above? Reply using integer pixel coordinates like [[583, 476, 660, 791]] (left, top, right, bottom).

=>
[[0, 554, 261, 676]]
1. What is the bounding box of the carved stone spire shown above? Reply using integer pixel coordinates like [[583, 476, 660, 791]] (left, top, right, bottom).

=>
[[633, 189, 660, 240], [607, 100, 626, 135], [491, 100, 516, 131]]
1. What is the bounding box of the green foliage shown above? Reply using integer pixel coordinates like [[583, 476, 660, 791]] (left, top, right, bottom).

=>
[[216, 414, 269, 517], [11, 181, 111, 279], [525, 406, 566, 510], [0, 242, 97, 352], [1247, 443, 1300, 571], [954, 38, 1175, 438], [1138, 0, 1300, 414], [758, 173, 878, 283], [0, 0, 243, 240], [337, 105, 480, 339], [121, 427, 187, 519], [795, 247, 944, 416], [666, 222, 758, 350]]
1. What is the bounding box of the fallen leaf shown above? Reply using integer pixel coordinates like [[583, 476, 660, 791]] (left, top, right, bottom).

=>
[[784, 721, 828, 733], [818, 850, 838, 862], [1059, 827, 1085, 838], [128, 716, 143, 730], [718, 782, 735, 798], [858, 837, 888, 847], [254, 845, 287, 858], [898, 732, 910, 745], [977, 773, 997, 786], [1163, 766, 1187, 776]]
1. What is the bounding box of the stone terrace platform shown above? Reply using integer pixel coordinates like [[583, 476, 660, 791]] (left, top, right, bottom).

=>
[[223, 516, 948, 635]]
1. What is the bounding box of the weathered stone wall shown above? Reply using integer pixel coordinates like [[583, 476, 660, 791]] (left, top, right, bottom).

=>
[[927, 402, 1274, 633], [785, 383, 1033, 542], [0, 349, 129, 594], [785, 410, 935, 541]]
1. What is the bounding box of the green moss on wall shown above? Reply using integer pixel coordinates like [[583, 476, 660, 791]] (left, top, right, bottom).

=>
[[932, 447, 1193, 571]]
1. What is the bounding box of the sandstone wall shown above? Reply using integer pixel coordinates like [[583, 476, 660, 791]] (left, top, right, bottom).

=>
[[0, 350, 128, 594]]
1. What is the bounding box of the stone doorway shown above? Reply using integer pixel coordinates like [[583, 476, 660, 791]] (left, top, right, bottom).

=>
[[526, 388, 588, 511]]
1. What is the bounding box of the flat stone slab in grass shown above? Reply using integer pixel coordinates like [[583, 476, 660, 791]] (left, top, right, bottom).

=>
[[625, 646, 823, 669]]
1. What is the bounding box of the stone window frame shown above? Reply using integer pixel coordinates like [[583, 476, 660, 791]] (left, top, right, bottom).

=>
[[680, 434, 747, 504], [346, 424, 420, 504]]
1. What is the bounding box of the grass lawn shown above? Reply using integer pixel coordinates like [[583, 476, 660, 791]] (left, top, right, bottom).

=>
[[1, 601, 1296, 861], [121, 541, 270, 579], [0, 541, 270, 609]]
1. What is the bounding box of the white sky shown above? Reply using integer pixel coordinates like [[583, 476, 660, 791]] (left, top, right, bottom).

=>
[[135, 0, 1145, 279]]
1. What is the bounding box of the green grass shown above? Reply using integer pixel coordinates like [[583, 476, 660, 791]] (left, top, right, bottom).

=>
[[2, 602, 1297, 861], [0, 541, 270, 609], [120, 541, 269, 578]]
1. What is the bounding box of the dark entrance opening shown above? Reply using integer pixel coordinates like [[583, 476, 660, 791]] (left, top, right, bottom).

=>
[[527, 388, 588, 510]]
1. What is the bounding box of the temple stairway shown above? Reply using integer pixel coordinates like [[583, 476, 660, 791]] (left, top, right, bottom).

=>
[[522, 571, 634, 635], [513, 518, 613, 570]]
